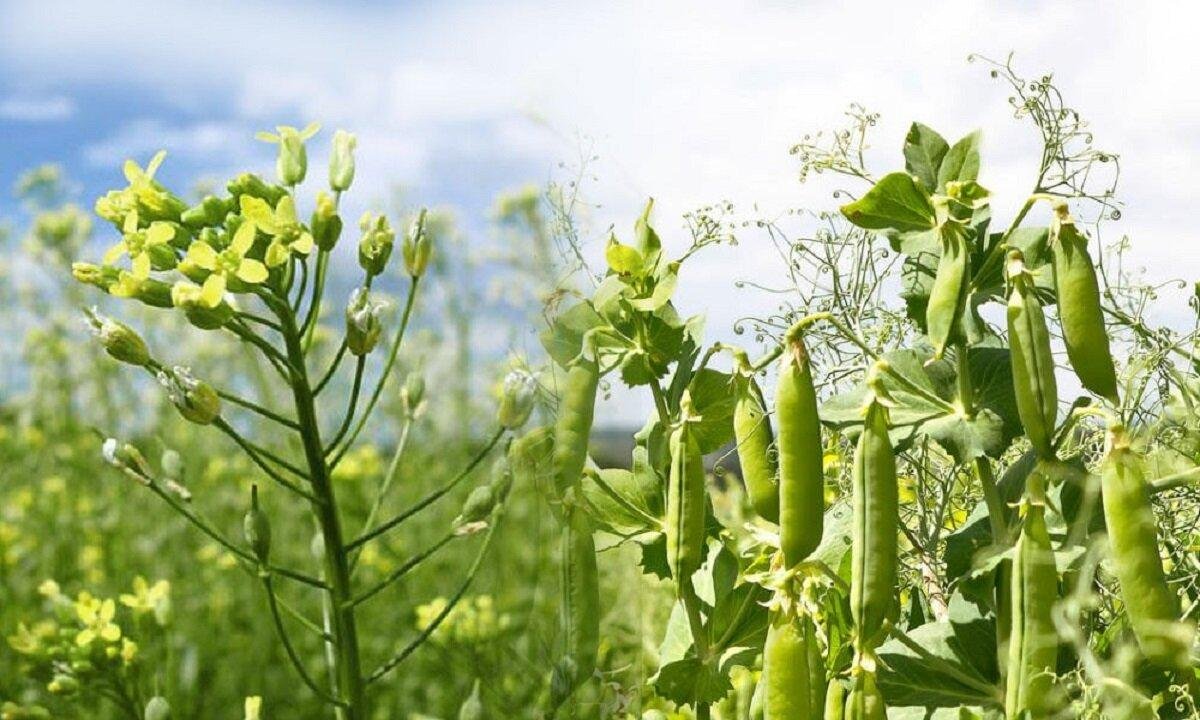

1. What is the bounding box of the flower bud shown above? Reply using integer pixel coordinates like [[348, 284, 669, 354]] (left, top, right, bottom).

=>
[[180, 195, 231, 230], [72, 262, 120, 293], [357, 212, 394, 277], [161, 449, 184, 479], [488, 454, 514, 500], [102, 438, 152, 477], [497, 371, 536, 429], [144, 696, 171, 720], [257, 123, 320, 186], [401, 372, 426, 418], [157, 366, 221, 425], [47, 675, 79, 696], [453, 484, 495, 528], [84, 307, 150, 366], [311, 192, 343, 252], [226, 173, 287, 206], [171, 282, 234, 330], [243, 485, 271, 564], [402, 209, 430, 278], [345, 287, 384, 356], [329, 130, 357, 192]]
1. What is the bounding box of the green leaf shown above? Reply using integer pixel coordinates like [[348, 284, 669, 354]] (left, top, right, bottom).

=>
[[840, 172, 937, 233], [581, 467, 660, 535], [936, 131, 982, 192], [651, 656, 731, 706], [686, 369, 737, 454], [540, 302, 604, 367], [629, 264, 678, 312], [605, 237, 644, 276], [903, 122, 949, 191]]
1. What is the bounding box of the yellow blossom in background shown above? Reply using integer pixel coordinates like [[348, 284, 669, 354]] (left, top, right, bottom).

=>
[[244, 695, 263, 720], [74, 593, 121, 646], [119, 576, 171, 625]]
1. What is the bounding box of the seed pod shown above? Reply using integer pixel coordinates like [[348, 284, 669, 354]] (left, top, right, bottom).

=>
[[455, 486, 496, 528], [776, 326, 824, 567], [170, 282, 235, 330], [850, 369, 898, 651], [144, 696, 171, 720], [1050, 202, 1118, 404], [552, 356, 599, 496], [329, 130, 357, 192], [401, 372, 426, 418], [1005, 465, 1061, 717], [497, 371, 537, 430], [243, 485, 271, 564], [550, 498, 600, 710], [1101, 425, 1193, 669], [926, 220, 971, 360], [311, 191, 343, 251], [157, 366, 221, 424], [1006, 250, 1058, 459], [180, 195, 231, 230], [763, 612, 825, 719], [666, 421, 706, 591], [357, 212, 395, 277], [402, 209, 431, 278], [83, 307, 150, 366], [733, 360, 779, 523], [844, 668, 885, 720], [823, 679, 846, 720], [345, 287, 384, 356]]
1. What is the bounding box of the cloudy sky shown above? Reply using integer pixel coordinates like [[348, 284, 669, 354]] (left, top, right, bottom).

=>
[[2, 0, 1196, 423]]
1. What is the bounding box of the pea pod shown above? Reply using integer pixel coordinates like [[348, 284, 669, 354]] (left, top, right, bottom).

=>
[[1005, 465, 1061, 718], [1006, 250, 1057, 459], [550, 497, 600, 709], [850, 373, 898, 651], [553, 355, 599, 496], [776, 326, 824, 567], [926, 220, 971, 360], [1101, 426, 1193, 669], [1050, 203, 1118, 404], [733, 362, 779, 523], [823, 680, 846, 720], [666, 422, 706, 590], [763, 612, 825, 719], [844, 668, 885, 720]]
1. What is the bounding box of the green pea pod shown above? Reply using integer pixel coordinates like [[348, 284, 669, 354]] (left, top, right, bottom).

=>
[[1005, 466, 1061, 718], [1006, 251, 1058, 459], [550, 498, 600, 709], [844, 669, 886, 720], [748, 672, 765, 720], [510, 426, 555, 501], [666, 423, 706, 591], [734, 370, 779, 523], [553, 356, 599, 496], [1101, 427, 1193, 669], [776, 327, 824, 567], [823, 680, 846, 720], [763, 612, 825, 719], [926, 220, 971, 360], [1051, 203, 1119, 404], [850, 395, 898, 650]]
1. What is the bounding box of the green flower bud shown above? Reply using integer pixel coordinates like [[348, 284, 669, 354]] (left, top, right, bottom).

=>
[[311, 192, 343, 251], [329, 130, 357, 192], [157, 366, 221, 424], [243, 485, 271, 564], [497, 371, 536, 429], [180, 195, 232, 230], [144, 696, 171, 720], [401, 372, 426, 418], [72, 262, 120, 293], [357, 212, 395, 277], [47, 674, 79, 696], [161, 449, 184, 479], [345, 287, 384, 356], [102, 438, 152, 477], [171, 282, 234, 330], [402, 209, 430, 278], [83, 307, 150, 366], [257, 123, 320, 186], [488, 454, 514, 500], [226, 173, 287, 206], [454, 484, 495, 528]]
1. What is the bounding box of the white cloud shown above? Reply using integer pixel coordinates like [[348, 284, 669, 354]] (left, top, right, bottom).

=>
[[0, 95, 75, 121]]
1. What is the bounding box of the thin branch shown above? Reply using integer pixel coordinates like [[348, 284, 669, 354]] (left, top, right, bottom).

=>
[[347, 532, 457, 609], [262, 575, 347, 707]]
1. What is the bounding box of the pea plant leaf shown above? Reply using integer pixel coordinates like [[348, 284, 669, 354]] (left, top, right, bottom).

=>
[[686, 368, 737, 454], [903, 122, 950, 191], [840, 172, 937, 233], [581, 467, 661, 536], [540, 301, 606, 367], [936, 130, 982, 192], [821, 347, 1019, 462]]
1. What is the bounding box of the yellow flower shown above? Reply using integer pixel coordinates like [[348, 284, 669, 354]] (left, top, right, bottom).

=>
[[120, 638, 138, 665], [180, 221, 268, 303], [244, 696, 263, 720], [119, 576, 171, 620], [37, 579, 61, 600], [102, 210, 176, 279], [240, 194, 314, 267], [8, 623, 43, 655], [74, 593, 121, 646]]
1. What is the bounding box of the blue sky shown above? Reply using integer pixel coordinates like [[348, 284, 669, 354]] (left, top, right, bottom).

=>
[[3, 0, 1198, 423]]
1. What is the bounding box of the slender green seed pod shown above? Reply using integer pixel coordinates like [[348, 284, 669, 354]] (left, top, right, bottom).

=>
[[666, 423, 706, 591], [844, 669, 886, 720], [510, 425, 555, 501], [550, 499, 600, 710], [243, 485, 271, 564], [776, 327, 824, 567], [1050, 202, 1118, 404], [850, 385, 898, 651], [763, 612, 825, 719], [823, 680, 846, 720], [926, 221, 971, 360], [1101, 426, 1193, 669], [1006, 250, 1058, 459], [734, 369, 779, 524], [552, 356, 599, 496], [1005, 466, 1061, 717]]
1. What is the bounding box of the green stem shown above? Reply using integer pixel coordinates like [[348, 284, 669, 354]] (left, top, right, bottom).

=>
[[315, 340, 348, 396], [263, 575, 346, 707], [216, 388, 300, 430], [350, 417, 413, 572], [347, 532, 457, 609]]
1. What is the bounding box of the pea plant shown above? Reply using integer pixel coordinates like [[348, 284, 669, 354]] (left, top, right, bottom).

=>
[[67, 127, 536, 719], [530, 58, 1200, 719]]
